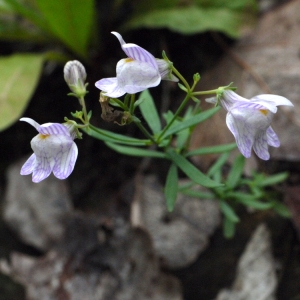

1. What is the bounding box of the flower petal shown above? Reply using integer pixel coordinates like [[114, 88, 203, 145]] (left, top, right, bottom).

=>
[[250, 94, 294, 107], [95, 77, 126, 98], [31, 156, 52, 183], [20, 117, 40, 131], [118, 59, 161, 93], [20, 153, 36, 175], [253, 132, 270, 160], [226, 112, 253, 158], [53, 142, 78, 179], [39, 123, 70, 136], [111, 31, 158, 70], [266, 126, 280, 147]]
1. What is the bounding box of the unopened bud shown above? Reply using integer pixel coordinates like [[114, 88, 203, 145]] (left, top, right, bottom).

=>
[[64, 60, 87, 96]]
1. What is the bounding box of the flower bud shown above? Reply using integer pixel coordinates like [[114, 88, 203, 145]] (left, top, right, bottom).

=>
[[63, 60, 87, 96]]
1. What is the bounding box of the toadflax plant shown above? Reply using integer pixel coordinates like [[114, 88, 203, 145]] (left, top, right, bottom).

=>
[[21, 32, 292, 237]]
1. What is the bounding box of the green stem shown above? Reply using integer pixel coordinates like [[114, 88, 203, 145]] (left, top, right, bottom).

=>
[[129, 94, 136, 114], [79, 96, 89, 124], [171, 65, 190, 90], [132, 116, 157, 144], [192, 89, 219, 96], [157, 93, 191, 143]]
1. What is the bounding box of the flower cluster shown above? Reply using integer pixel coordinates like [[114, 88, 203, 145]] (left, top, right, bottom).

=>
[[95, 32, 178, 98], [206, 91, 293, 160], [20, 31, 294, 183]]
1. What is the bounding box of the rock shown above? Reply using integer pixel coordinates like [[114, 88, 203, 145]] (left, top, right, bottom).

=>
[[216, 223, 277, 300], [131, 175, 220, 269], [191, 0, 300, 168], [3, 158, 73, 251], [0, 214, 183, 300]]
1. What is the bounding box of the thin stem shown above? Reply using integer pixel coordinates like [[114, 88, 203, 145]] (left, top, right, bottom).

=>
[[171, 65, 190, 90], [79, 96, 89, 124], [157, 93, 191, 143], [192, 89, 219, 96], [132, 116, 157, 144], [129, 94, 136, 114]]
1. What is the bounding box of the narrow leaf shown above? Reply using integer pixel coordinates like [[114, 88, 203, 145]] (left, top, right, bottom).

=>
[[0, 53, 44, 131], [187, 143, 237, 157], [138, 89, 161, 134], [223, 216, 236, 239], [257, 172, 289, 187], [85, 125, 150, 146], [165, 163, 178, 212], [207, 152, 230, 177], [219, 201, 240, 222], [105, 142, 166, 158], [226, 155, 245, 189], [167, 148, 222, 188], [163, 106, 220, 138]]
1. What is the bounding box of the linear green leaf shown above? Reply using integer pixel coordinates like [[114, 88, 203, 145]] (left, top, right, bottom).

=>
[[163, 106, 220, 138], [166, 148, 222, 188], [165, 163, 178, 212], [84, 125, 150, 146], [138, 89, 161, 134], [219, 201, 240, 223], [105, 142, 166, 158], [186, 143, 237, 156]]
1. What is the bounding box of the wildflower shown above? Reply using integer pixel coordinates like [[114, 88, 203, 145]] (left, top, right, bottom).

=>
[[95, 32, 178, 98], [206, 90, 293, 160], [20, 118, 78, 182], [64, 60, 87, 96]]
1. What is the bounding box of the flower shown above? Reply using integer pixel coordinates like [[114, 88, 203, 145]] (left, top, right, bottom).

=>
[[64, 60, 87, 96], [206, 90, 294, 160], [95, 32, 178, 98], [20, 118, 78, 182]]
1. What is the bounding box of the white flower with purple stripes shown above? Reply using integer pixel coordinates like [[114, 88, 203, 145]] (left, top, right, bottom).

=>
[[20, 118, 78, 182], [95, 32, 178, 98], [206, 90, 293, 160]]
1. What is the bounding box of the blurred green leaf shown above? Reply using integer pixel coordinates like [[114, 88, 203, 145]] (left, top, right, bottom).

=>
[[0, 53, 44, 131], [187, 143, 236, 156], [105, 142, 166, 158], [165, 163, 178, 211], [126, 0, 257, 38], [180, 188, 215, 199], [228, 192, 273, 210], [138, 89, 161, 134], [223, 216, 236, 239], [167, 148, 222, 188], [34, 0, 95, 58], [226, 155, 245, 189], [219, 200, 240, 222], [256, 172, 289, 187], [207, 152, 230, 177], [272, 201, 291, 218]]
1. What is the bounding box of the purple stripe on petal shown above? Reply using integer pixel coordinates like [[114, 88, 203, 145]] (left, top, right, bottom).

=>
[[266, 126, 280, 147], [226, 112, 253, 158], [53, 143, 78, 179], [20, 153, 36, 175], [253, 133, 270, 160], [32, 156, 52, 183], [39, 123, 70, 136]]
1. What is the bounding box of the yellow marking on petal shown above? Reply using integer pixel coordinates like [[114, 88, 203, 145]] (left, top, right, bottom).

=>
[[259, 109, 268, 116], [124, 58, 134, 63], [38, 134, 50, 139]]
